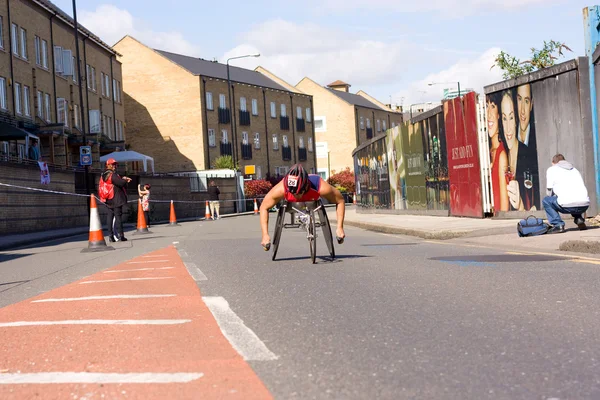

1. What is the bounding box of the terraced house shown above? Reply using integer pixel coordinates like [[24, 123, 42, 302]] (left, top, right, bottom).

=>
[[0, 0, 125, 167], [114, 36, 317, 178]]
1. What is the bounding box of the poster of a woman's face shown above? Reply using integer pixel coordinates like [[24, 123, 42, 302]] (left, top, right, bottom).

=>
[[487, 98, 499, 138], [501, 92, 517, 150]]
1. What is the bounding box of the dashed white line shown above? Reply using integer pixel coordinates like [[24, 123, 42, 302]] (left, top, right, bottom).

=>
[[104, 267, 175, 273], [0, 372, 203, 384], [203, 296, 278, 361], [80, 277, 174, 284], [127, 260, 169, 264], [184, 262, 207, 281], [0, 319, 191, 327], [32, 295, 177, 303]]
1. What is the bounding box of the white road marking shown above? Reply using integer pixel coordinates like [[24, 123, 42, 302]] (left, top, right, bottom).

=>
[[203, 296, 278, 361], [179, 250, 188, 258], [32, 295, 177, 303], [184, 262, 207, 281], [0, 372, 203, 384], [173, 241, 180, 244], [127, 260, 169, 264], [104, 267, 175, 273], [80, 277, 174, 284], [0, 319, 191, 327]]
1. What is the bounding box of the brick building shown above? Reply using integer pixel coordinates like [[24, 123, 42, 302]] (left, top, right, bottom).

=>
[[0, 0, 125, 168], [294, 78, 403, 179], [114, 35, 317, 178]]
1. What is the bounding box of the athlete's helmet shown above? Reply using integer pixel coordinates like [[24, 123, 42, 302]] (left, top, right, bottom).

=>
[[105, 158, 117, 166], [284, 164, 310, 195]]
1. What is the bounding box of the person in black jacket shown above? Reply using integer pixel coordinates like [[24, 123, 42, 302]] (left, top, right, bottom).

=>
[[208, 180, 220, 220], [101, 158, 132, 241]]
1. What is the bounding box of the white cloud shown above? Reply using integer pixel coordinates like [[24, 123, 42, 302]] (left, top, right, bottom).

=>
[[221, 19, 430, 88], [394, 48, 504, 107], [318, 0, 561, 15], [79, 5, 200, 55]]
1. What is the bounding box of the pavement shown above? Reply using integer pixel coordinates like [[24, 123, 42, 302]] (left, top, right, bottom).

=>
[[2, 205, 600, 256]]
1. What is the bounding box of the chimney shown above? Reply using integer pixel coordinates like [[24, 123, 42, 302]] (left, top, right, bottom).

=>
[[327, 80, 351, 93]]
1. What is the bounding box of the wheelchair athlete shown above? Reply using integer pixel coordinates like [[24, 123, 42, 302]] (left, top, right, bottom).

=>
[[260, 164, 346, 250]]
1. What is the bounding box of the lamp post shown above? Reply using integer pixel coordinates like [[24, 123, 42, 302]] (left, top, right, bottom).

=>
[[226, 54, 260, 170], [428, 81, 461, 99]]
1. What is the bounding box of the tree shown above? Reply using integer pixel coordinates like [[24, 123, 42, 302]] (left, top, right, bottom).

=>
[[491, 40, 572, 80], [327, 167, 355, 193], [212, 155, 238, 170]]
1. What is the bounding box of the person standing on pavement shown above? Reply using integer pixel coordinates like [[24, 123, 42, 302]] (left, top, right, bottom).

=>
[[208, 180, 221, 220], [138, 183, 151, 227], [543, 154, 589, 233], [28, 139, 40, 161], [101, 158, 132, 242]]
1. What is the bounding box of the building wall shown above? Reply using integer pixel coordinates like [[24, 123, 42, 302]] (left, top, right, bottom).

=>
[[115, 36, 203, 173], [296, 78, 355, 177]]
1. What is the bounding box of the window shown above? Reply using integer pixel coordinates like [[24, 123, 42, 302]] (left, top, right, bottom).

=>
[[272, 134, 279, 150], [296, 106, 302, 119], [44, 93, 51, 122], [282, 135, 288, 147], [19, 28, 27, 59], [299, 136, 304, 148], [206, 92, 213, 110], [252, 99, 258, 116], [91, 67, 96, 91], [35, 36, 41, 65], [74, 104, 79, 128], [89, 110, 101, 133], [240, 97, 247, 112], [280, 104, 287, 117], [242, 131, 249, 145], [221, 129, 228, 144], [315, 116, 326, 132], [382, 120, 387, 131], [57, 98, 68, 127], [112, 79, 121, 102], [377, 119, 381, 132], [23, 86, 30, 117], [308, 137, 313, 152], [101, 73, 105, 96], [219, 94, 226, 109], [0, 17, 4, 50], [0, 78, 6, 110], [270, 102, 276, 118], [86, 64, 90, 88], [117, 81, 121, 102], [41, 40, 48, 68], [14, 82, 21, 114], [366, 118, 371, 129], [254, 132, 260, 149], [306, 108, 311, 122], [360, 116, 365, 130], [72, 57, 77, 83], [256, 166, 262, 180], [116, 120, 124, 141], [11, 24, 18, 55], [104, 74, 110, 97], [208, 129, 216, 147], [36, 90, 43, 118]]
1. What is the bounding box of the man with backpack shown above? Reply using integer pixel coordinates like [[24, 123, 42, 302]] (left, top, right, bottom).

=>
[[99, 158, 132, 242]]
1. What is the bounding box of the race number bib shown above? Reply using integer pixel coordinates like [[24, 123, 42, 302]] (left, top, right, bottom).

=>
[[287, 176, 299, 187]]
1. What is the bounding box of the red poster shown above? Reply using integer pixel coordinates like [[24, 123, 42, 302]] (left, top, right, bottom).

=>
[[444, 92, 483, 218]]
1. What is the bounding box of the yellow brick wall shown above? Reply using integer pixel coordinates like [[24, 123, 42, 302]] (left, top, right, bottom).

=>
[[115, 36, 204, 172]]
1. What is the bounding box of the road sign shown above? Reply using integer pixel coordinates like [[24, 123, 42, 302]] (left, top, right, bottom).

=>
[[80, 146, 92, 166]]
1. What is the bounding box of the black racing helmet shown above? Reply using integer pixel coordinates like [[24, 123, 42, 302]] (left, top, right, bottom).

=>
[[284, 164, 310, 194]]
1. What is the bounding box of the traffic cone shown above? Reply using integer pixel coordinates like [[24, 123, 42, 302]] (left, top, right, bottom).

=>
[[133, 198, 151, 235], [168, 200, 179, 227], [81, 195, 114, 253], [254, 198, 259, 215], [353, 192, 357, 205], [205, 200, 211, 220]]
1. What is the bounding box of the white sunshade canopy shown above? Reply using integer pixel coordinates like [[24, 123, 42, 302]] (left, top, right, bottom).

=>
[[100, 151, 155, 173]]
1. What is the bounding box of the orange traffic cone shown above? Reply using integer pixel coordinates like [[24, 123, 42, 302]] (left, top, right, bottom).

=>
[[205, 200, 211, 220], [254, 198, 259, 215], [353, 192, 357, 205], [81, 195, 114, 253], [133, 198, 151, 235], [168, 200, 179, 227]]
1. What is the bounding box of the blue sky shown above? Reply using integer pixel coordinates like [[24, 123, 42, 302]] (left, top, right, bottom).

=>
[[53, 0, 592, 107]]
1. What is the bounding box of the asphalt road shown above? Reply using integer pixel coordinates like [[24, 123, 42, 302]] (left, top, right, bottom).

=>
[[1, 214, 600, 399]]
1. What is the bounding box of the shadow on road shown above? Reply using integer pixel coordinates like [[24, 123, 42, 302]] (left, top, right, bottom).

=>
[[0, 253, 32, 262]]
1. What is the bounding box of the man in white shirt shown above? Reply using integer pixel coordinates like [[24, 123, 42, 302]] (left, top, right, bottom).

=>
[[543, 154, 590, 233]]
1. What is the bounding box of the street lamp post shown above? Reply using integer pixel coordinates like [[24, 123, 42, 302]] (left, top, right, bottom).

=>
[[226, 54, 260, 170], [428, 81, 461, 99]]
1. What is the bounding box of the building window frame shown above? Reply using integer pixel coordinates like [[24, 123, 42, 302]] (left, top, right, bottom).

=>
[[270, 102, 276, 118], [23, 85, 31, 117], [44, 93, 51, 122], [272, 134, 279, 150], [0, 77, 7, 110], [11, 23, 18, 56], [208, 128, 216, 147], [206, 92, 213, 110], [314, 116, 327, 132], [252, 99, 258, 116], [19, 27, 27, 60], [14, 82, 21, 115], [254, 132, 260, 149]]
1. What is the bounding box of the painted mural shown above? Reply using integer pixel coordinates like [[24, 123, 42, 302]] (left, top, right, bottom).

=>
[[386, 126, 407, 210], [402, 122, 427, 209], [354, 139, 390, 208], [419, 112, 449, 210], [486, 84, 540, 213]]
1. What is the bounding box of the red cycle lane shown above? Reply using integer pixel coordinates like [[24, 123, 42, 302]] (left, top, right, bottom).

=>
[[0, 246, 273, 399]]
